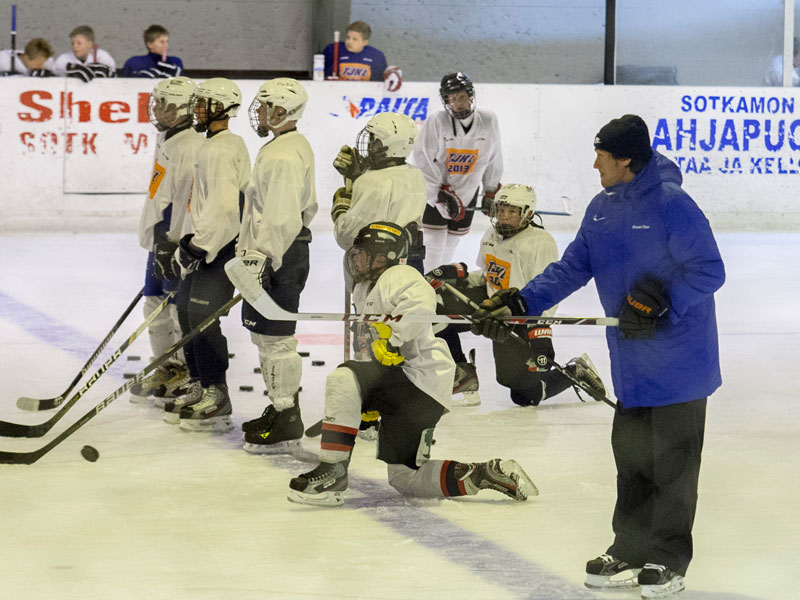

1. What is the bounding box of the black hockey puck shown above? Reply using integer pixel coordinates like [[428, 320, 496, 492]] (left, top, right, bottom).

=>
[[239, 385, 254, 392], [298, 351, 310, 357], [253, 367, 261, 374], [228, 353, 235, 359], [123, 373, 136, 379], [263, 390, 269, 396], [127, 355, 141, 361], [80, 445, 99, 462], [311, 360, 325, 367]]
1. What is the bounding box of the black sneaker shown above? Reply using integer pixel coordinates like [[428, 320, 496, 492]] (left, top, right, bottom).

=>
[[584, 553, 642, 589], [639, 563, 685, 598], [288, 461, 348, 507], [242, 403, 304, 454]]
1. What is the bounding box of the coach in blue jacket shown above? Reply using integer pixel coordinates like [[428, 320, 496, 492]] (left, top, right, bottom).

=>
[[471, 114, 724, 599]]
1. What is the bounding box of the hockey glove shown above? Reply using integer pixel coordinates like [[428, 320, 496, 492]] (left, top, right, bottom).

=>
[[480, 184, 501, 216], [618, 279, 669, 339], [330, 186, 353, 224], [174, 234, 206, 278], [424, 262, 469, 287], [88, 63, 116, 78], [436, 184, 465, 221], [153, 240, 179, 282], [524, 326, 554, 372], [242, 250, 271, 287], [369, 322, 404, 367], [470, 288, 528, 343], [333, 145, 365, 182], [29, 68, 55, 77], [66, 62, 94, 82]]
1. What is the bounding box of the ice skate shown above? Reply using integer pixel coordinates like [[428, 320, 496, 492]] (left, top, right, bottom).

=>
[[129, 363, 183, 404], [584, 554, 642, 589], [460, 458, 539, 500], [452, 349, 480, 407], [242, 401, 303, 454], [566, 353, 607, 400], [178, 384, 233, 433], [288, 461, 348, 507], [639, 563, 685, 598], [163, 380, 202, 424], [241, 404, 277, 435], [152, 364, 192, 408]]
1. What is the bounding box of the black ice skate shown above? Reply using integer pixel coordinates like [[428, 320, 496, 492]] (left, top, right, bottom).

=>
[[288, 461, 348, 507], [584, 554, 642, 589], [178, 384, 233, 433], [163, 380, 203, 424], [452, 348, 480, 407], [458, 458, 539, 500], [565, 353, 607, 401], [242, 401, 304, 454], [152, 364, 192, 408], [639, 563, 685, 598]]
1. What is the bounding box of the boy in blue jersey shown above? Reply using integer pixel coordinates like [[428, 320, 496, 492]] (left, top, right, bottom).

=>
[[122, 24, 183, 78], [323, 21, 386, 81], [471, 115, 725, 600]]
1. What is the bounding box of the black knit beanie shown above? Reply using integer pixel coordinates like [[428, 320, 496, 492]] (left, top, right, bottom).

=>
[[594, 114, 653, 164]]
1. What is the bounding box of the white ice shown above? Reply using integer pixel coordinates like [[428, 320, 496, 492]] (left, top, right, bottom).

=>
[[0, 230, 797, 600]]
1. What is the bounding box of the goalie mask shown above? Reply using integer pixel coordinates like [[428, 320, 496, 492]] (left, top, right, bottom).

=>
[[193, 78, 241, 132], [440, 72, 475, 120], [148, 76, 196, 132], [491, 184, 536, 238], [355, 112, 417, 169], [248, 78, 309, 137], [346, 222, 410, 283]]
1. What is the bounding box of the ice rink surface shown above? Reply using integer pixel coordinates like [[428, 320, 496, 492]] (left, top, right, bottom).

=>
[[0, 229, 798, 600]]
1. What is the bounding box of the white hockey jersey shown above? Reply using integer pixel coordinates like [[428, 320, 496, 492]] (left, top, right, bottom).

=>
[[353, 265, 455, 409], [190, 129, 251, 263], [239, 131, 318, 271], [469, 225, 560, 317], [410, 108, 503, 215], [138, 127, 204, 250], [0, 49, 55, 74], [53, 48, 116, 76], [333, 164, 427, 251]]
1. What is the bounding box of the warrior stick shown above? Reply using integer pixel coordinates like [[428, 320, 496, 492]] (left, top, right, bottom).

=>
[[2, 290, 174, 437], [16, 288, 145, 411], [0, 295, 242, 464], [225, 257, 618, 327], [10, 5, 16, 74]]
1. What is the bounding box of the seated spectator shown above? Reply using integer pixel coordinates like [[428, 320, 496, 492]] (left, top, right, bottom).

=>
[[323, 20, 386, 81], [0, 38, 55, 76], [53, 25, 116, 81], [122, 24, 183, 78], [764, 37, 799, 86]]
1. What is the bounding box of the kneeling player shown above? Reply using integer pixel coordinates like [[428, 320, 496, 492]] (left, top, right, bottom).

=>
[[287, 222, 538, 507], [427, 184, 606, 407]]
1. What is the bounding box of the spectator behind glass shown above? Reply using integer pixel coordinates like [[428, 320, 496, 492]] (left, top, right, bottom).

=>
[[122, 24, 184, 78], [323, 20, 386, 81], [764, 37, 799, 86], [53, 25, 116, 81], [0, 38, 55, 76]]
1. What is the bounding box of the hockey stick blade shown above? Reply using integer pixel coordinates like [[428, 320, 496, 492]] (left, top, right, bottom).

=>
[[225, 257, 618, 326], [0, 295, 243, 464], [16, 287, 144, 411], [305, 418, 323, 438], [0, 290, 173, 438]]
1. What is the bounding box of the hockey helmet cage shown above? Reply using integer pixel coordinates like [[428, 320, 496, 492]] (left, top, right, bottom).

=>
[[148, 76, 196, 131], [346, 221, 411, 283], [491, 183, 537, 238], [194, 78, 241, 131], [355, 112, 418, 169], [249, 78, 309, 136], [440, 72, 475, 120]]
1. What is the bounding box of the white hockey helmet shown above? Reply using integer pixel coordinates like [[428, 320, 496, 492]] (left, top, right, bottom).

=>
[[248, 78, 309, 136], [194, 78, 241, 131], [355, 112, 417, 169], [148, 76, 196, 131], [491, 184, 537, 238]]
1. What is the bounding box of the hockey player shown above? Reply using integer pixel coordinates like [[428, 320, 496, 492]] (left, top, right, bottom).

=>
[[130, 77, 203, 406], [0, 38, 55, 76], [287, 221, 538, 507], [163, 78, 251, 432], [427, 184, 606, 407], [237, 78, 318, 453], [53, 25, 116, 81], [410, 72, 503, 272]]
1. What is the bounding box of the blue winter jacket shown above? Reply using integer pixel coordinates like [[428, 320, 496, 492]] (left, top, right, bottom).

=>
[[519, 151, 725, 408]]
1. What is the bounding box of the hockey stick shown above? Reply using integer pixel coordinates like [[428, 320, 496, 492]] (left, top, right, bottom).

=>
[[436, 279, 616, 408], [225, 257, 618, 327], [1, 290, 174, 437], [330, 30, 340, 79], [0, 295, 242, 464], [10, 5, 16, 74], [16, 287, 145, 411]]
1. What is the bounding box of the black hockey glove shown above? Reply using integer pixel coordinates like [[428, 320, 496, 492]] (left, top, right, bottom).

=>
[[618, 279, 669, 339], [29, 68, 55, 77], [333, 145, 365, 181], [175, 234, 206, 278], [88, 63, 116, 78], [524, 326, 554, 372], [424, 262, 469, 287], [470, 287, 528, 343], [66, 62, 94, 82], [436, 184, 465, 220], [153, 240, 179, 282]]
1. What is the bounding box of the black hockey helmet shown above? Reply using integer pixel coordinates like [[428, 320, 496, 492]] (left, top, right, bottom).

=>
[[346, 221, 410, 283], [439, 72, 475, 119]]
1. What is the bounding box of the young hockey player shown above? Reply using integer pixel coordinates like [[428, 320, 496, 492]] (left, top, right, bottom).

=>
[[237, 78, 318, 453], [162, 78, 251, 432], [427, 184, 606, 407], [410, 72, 503, 272], [53, 25, 116, 81], [287, 221, 538, 507], [130, 77, 203, 406]]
